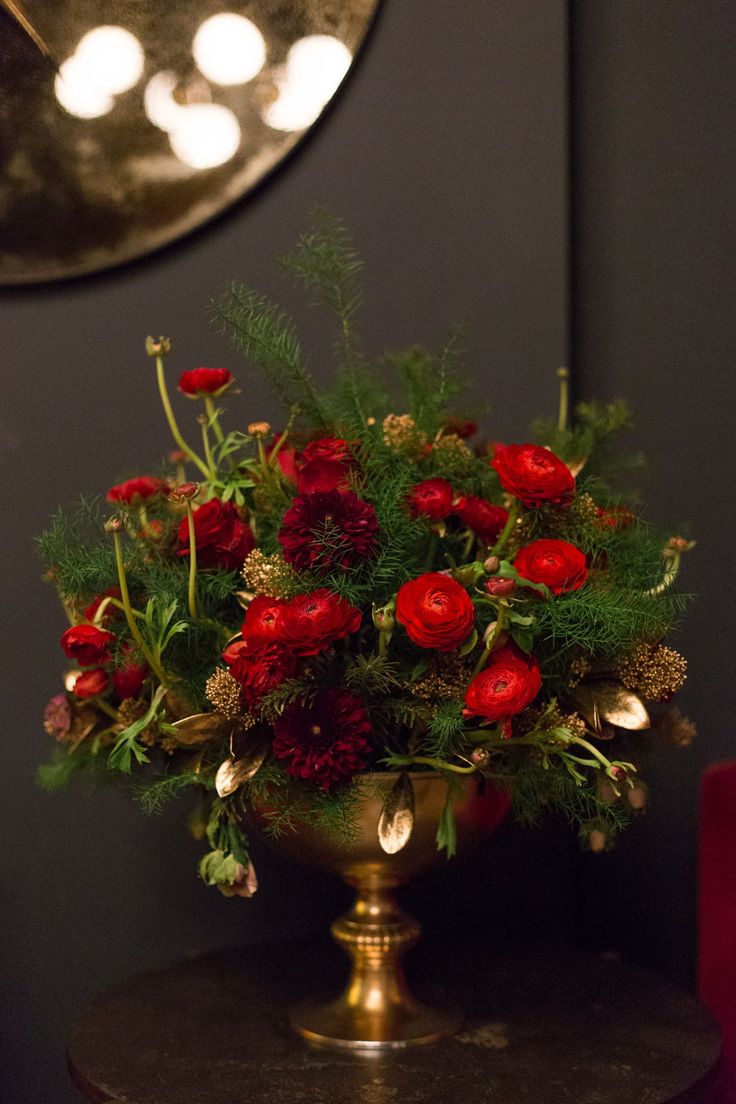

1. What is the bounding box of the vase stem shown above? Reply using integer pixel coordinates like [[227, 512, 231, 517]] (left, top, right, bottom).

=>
[[289, 872, 463, 1049]]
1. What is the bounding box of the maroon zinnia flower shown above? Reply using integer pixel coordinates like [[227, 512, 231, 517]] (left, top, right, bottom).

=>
[[277, 490, 378, 573], [272, 689, 372, 790]]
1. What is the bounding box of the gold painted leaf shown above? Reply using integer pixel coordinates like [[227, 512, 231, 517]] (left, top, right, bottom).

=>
[[170, 712, 235, 746], [378, 771, 415, 855], [215, 744, 269, 797], [570, 680, 650, 732]]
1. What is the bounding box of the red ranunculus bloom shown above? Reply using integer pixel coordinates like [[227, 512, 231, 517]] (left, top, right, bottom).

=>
[[266, 434, 298, 482], [242, 595, 287, 644], [60, 624, 116, 666], [224, 640, 297, 710], [113, 650, 149, 700], [282, 589, 362, 655], [296, 438, 355, 495], [83, 587, 122, 624], [514, 539, 588, 595], [177, 498, 254, 572], [396, 572, 475, 651], [278, 490, 378, 573], [107, 476, 167, 505], [178, 367, 233, 397], [73, 668, 110, 699], [464, 645, 541, 722], [272, 689, 371, 790], [492, 443, 574, 507], [407, 478, 454, 521], [455, 496, 508, 545]]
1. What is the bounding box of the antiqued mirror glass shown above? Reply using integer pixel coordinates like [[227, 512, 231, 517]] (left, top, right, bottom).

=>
[[0, 0, 380, 284]]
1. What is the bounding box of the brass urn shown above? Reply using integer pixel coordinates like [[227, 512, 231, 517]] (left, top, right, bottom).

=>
[[249, 772, 509, 1049]]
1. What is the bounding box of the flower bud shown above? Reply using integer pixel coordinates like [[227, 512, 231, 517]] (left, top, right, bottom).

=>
[[627, 783, 648, 811], [104, 514, 128, 533], [169, 449, 187, 464], [470, 747, 490, 767], [372, 603, 395, 632], [145, 335, 171, 357], [484, 577, 516, 597], [453, 565, 476, 586], [248, 422, 272, 438], [483, 555, 500, 574], [169, 482, 199, 502], [588, 828, 607, 853]]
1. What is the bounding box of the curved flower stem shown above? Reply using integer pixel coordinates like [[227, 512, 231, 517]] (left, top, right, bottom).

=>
[[491, 499, 519, 558], [111, 531, 168, 684], [557, 366, 570, 433], [105, 597, 145, 620], [155, 355, 209, 478], [391, 754, 477, 775], [204, 396, 225, 445], [470, 603, 506, 678], [200, 418, 217, 480], [95, 698, 120, 721], [185, 501, 199, 622], [423, 531, 439, 573]]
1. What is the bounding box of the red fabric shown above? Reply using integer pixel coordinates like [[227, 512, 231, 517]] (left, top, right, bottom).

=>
[[699, 761, 736, 1100]]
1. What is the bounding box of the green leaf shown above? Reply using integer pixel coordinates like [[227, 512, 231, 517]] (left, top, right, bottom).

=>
[[436, 792, 457, 858], [107, 685, 166, 773], [497, 561, 550, 597]]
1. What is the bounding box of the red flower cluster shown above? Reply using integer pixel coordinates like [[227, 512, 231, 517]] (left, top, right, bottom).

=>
[[178, 368, 233, 397], [492, 443, 574, 507], [514, 539, 588, 595], [278, 490, 378, 573], [464, 645, 541, 722], [272, 689, 372, 789], [407, 480, 508, 545], [108, 476, 168, 505], [61, 624, 115, 666], [396, 573, 475, 651], [295, 437, 356, 495], [60, 623, 149, 701], [225, 641, 298, 710], [177, 498, 254, 572]]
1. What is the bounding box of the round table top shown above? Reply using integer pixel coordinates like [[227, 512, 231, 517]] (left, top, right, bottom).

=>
[[68, 940, 720, 1104]]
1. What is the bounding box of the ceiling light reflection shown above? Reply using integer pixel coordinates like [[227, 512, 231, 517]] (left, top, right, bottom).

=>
[[75, 26, 145, 95], [54, 56, 114, 119], [193, 13, 266, 86], [263, 35, 352, 133], [167, 103, 241, 169], [144, 71, 185, 132]]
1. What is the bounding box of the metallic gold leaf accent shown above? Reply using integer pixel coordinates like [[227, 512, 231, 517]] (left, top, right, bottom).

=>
[[378, 772, 415, 855], [215, 744, 269, 797], [170, 712, 235, 746], [163, 690, 197, 721], [570, 680, 650, 732]]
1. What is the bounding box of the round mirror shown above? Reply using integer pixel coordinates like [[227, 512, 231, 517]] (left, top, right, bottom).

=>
[[0, 0, 380, 284]]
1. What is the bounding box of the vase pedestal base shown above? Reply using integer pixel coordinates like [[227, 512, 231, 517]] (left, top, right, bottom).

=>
[[291, 998, 463, 1050]]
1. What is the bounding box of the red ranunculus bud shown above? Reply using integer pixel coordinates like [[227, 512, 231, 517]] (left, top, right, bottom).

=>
[[73, 668, 110, 699], [407, 478, 454, 521], [242, 595, 287, 643], [107, 476, 167, 505], [484, 577, 516, 597], [113, 654, 149, 700], [455, 496, 508, 545], [492, 443, 574, 507], [178, 368, 233, 397], [514, 539, 588, 595], [595, 505, 635, 529], [396, 572, 475, 651], [60, 624, 116, 666], [177, 498, 254, 572], [464, 645, 541, 722]]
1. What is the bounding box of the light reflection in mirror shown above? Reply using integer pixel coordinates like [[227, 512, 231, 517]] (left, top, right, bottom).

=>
[[263, 34, 352, 132], [192, 13, 267, 86]]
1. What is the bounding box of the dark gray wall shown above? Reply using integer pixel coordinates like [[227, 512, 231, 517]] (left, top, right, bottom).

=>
[[0, 4, 571, 1101], [570, 0, 736, 984]]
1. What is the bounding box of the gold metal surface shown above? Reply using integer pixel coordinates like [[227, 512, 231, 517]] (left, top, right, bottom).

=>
[[0, 0, 381, 284], [250, 772, 509, 1048], [570, 680, 651, 732]]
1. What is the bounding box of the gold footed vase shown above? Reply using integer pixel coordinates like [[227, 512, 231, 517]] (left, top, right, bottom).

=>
[[250, 772, 509, 1050]]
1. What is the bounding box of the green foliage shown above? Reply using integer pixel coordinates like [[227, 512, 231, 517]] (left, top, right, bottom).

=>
[[422, 701, 466, 761], [499, 753, 630, 838], [386, 331, 465, 436], [246, 763, 379, 844], [107, 685, 167, 773], [215, 284, 328, 427], [133, 771, 209, 815], [36, 745, 104, 791], [37, 497, 116, 601]]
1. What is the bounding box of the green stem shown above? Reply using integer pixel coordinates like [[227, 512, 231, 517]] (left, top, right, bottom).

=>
[[185, 501, 199, 622], [557, 366, 570, 433], [95, 698, 120, 721], [492, 499, 519, 557], [112, 531, 168, 684], [392, 755, 477, 775], [155, 355, 209, 478], [204, 395, 225, 445], [200, 418, 217, 480], [470, 604, 506, 678]]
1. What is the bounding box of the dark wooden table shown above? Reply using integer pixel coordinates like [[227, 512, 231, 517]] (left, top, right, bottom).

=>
[[68, 940, 720, 1104]]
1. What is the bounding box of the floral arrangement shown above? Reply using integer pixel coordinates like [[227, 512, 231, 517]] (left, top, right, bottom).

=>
[[39, 215, 695, 898]]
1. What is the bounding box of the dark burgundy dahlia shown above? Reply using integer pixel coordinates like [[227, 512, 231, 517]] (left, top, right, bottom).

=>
[[277, 490, 378, 573], [272, 689, 372, 789]]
